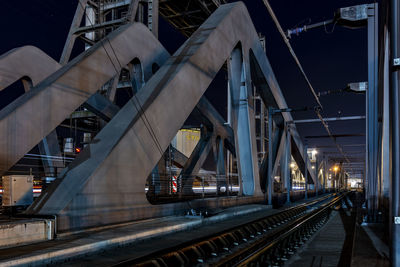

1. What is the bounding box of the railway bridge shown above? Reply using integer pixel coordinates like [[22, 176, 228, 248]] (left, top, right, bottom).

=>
[[0, 0, 397, 266]]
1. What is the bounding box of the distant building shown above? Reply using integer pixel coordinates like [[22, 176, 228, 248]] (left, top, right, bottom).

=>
[[171, 128, 201, 158]]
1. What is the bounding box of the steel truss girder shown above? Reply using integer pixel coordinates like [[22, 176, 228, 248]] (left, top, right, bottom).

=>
[[28, 3, 265, 230], [0, 46, 119, 175], [249, 51, 316, 187], [1, 29, 233, 199], [178, 97, 235, 195], [0, 46, 65, 177], [0, 23, 169, 176], [0, 46, 121, 123], [0, 46, 60, 90], [60, 0, 140, 65], [26, 2, 309, 231]]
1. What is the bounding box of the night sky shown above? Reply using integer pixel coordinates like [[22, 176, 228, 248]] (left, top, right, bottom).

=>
[[0, 1, 369, 169]]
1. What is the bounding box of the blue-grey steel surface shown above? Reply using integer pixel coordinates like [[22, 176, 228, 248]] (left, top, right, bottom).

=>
[[391, 0, 400, 265], [24, 3, 313, 231], [366, 3, 379, 221]]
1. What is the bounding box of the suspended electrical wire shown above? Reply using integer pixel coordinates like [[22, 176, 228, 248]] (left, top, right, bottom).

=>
[[261, 0, 351, 164], [261, 0, 323, 109]]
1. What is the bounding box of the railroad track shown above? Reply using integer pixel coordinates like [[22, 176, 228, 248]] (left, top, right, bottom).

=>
[[111, 192, 347, 267]]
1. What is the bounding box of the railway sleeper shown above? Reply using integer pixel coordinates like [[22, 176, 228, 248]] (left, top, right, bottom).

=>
[[126, 194, 344, 267]]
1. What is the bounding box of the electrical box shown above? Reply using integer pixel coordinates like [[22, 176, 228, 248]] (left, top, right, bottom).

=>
[[348, 82, 367, 93], [336, 4, 368, 28], [2, 175, 33, 206]]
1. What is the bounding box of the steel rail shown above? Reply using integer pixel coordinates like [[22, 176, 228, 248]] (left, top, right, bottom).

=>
[[111, 193, 339, 266], [231, 193, 347, 266]]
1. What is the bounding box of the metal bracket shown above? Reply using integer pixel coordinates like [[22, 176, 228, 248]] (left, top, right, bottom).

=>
[[393, 58, 400, 70], [395, 217, 400, 224]]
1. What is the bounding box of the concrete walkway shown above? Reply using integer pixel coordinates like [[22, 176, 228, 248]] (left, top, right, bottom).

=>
[[285, 210, 349, 267], [351, 223, 390, 267], [285, 193, 390, 267], [0, 204, 272, 266]]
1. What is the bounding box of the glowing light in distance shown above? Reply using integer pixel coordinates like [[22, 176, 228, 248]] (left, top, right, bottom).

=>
[[333, 166, 339, 172]]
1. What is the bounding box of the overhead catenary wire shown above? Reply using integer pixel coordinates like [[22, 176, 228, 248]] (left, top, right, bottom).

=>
[[77, 1, 165, 157], [261, 0, 322, 109], [261, 0, 351, 164]]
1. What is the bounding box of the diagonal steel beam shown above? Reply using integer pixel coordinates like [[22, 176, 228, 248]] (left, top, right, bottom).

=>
[[177, 98, 234, 195], [60, 0, 89, 65], [195, 97, 235, 154], [27, 3, 305, 231], [249, 52, 316, 185], [179, 127, 213, 195], [0, 45, 121, 176], [0, 23, 169, 175]]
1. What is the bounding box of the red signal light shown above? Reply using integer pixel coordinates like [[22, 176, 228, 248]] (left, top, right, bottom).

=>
[[75, 147, 81, 153]]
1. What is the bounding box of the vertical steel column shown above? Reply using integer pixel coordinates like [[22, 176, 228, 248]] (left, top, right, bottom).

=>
[[137, 1, 145, 24], [260, 35, 266, 160], [390, 0, 400, 264], [382, 16, 391, 212], [267, 107, 273, 205], [366, 3, 379, 221], [304, 143, 308, 199], [228, 48, 257, 196], [127, 0, 140, 22], [315, 154, 319, 196], [227, 81, 232, 195], [38, 131, 63, 177], [60, 0, 89, 64], [85, 3, 96, 50], [148, 0, 159, 38], [261, 102, 266, 158], [284, 123, 291, 204], [322, 155, 326, 194], [215, 137, 227, 193]]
